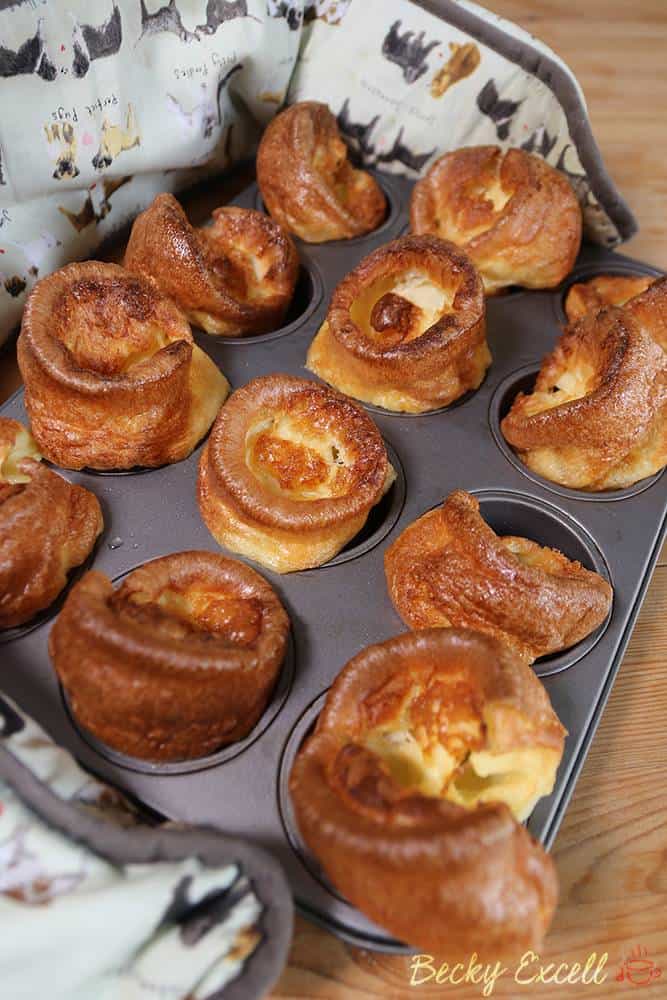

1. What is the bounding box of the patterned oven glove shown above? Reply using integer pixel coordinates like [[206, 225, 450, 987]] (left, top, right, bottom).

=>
[[0, 695, 293, 1000]]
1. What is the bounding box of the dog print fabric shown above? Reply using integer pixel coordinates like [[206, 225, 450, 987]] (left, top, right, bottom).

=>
[[0, 695, 283, 1000], [0, 0, 634, 346]]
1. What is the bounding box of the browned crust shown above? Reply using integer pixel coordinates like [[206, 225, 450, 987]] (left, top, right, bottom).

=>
[[17, 260, 228, 470], [564, 273, 656, 324], [49, 551, 290, 761], [410, 146, 582, 294], [501, 305, 667, 490], [307, 234, 489, 413], [197, 374, 392, 572], [256, 101, 386, 242], [624, 274, 667, 352], [289, 628, 561, 958], [0, 418, 103, 628], [385, 491, 612, 662], [124, 194, 299, 336]]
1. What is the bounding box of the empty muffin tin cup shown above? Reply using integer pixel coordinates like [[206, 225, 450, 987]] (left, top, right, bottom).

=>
[[60, 612, 296, 776], [489, 365, 665, 502], [470, 488, 612, 676]]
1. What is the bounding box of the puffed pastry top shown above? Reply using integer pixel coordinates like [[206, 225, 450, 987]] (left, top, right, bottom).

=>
[[290, 627, 565, 959], [256, 101, 386, 242], [385, 490, 612, 662], [0, 417, 103, 628], [410, 145, 582, 294], [125, 193, 299, 337], [18, 260, 228, 470], [501, 299, 667, 490]]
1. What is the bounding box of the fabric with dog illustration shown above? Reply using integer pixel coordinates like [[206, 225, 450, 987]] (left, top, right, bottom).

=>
[[0, 0, 635, 345], [0, 693, 292, 1000]]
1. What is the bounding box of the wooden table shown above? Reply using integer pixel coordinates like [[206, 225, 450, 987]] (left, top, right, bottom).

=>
[[1, 3, 665, 995]]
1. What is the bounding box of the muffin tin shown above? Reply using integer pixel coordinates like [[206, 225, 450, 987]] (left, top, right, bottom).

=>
[[1, 169, 665, 953]]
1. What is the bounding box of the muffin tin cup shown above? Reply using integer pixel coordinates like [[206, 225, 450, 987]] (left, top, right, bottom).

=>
[[489, 365, 666, 502], [1, 171, 665, 955]]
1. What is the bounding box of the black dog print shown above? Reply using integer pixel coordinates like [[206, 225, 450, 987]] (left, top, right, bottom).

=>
[[72, 2, 122, 78], [337, 98, 380, 158], [161, 872, 255, 947], [338, 100, 435, 174], [381, 19, 440, 85], [0, 17, 56, 80], [376, 127, 435, 173], [476, 79, 522, 141], [266, 0, 302, 31], [139, 0, 199, 43], [521, 125, 558, 159], [196, 0, 261, 35]]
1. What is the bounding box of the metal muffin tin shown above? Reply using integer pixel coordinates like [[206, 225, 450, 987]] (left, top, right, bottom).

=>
[[1, 169, 665, 953]]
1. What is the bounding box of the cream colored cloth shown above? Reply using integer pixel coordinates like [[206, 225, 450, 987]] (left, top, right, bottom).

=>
[[0, 0, 632, 344]]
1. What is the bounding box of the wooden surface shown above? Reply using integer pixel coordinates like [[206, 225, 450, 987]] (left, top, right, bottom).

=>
[[1, 2, 665, 996]]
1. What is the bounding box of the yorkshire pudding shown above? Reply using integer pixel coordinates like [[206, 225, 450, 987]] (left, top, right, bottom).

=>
[[565, 274, 656, 324], [410, 146, 582, 294], [501, 304, 667, 490], [50, 551, 290, 761], [306, 234, 489, 413], [385, 491, 612, 662], [18, 261, 229, 470], [0, 418, 102, 629], [125, 194, 299, 336], [289, 628, 565, 958], [256, 101, 386, 242], [198, 374, 395, 573]]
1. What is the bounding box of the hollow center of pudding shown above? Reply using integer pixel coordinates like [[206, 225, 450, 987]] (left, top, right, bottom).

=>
[[354, 270, 452, 347], [245, 415, 351, 500], [54, 277, 184, 375], [450, 173, 513, 240], [360, 670, 552, 821], [112, 584, 262, 646], [0, 427, 41, 485], [521, 359, 598, 416]]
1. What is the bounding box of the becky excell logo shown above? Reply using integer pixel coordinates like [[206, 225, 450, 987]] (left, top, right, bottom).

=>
[[616, 946, 662, 987], [409, 947, 662, 995]]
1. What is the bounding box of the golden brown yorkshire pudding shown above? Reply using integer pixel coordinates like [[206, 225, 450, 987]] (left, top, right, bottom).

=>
[[18, 261, 229, 470], [623, 274, 667, 352], [306, 234, 489, 413], [501, 305, 667, 490], [0, 418, 102, 629], [289, 628, 565, 958], [124, 194, 300, 337], [564, 274, 656, 324], [256, 101, 386, 242], [198, 374, 395, 573], [410, 146, 582, 294], [50, 551, 289, 762], [385, 491, 612, 663]]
